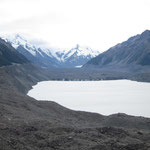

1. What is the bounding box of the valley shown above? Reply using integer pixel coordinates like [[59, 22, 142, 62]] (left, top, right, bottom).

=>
[[1, 0, 150, 149], [0, 30, 150, 149]]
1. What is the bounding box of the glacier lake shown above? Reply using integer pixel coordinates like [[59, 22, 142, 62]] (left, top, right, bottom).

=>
[[28, 80, 150, 117]]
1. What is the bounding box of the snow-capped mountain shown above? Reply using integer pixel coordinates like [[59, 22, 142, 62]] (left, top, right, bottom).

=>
[[2, 34, 59, 68], [2, 34, 100, 68], [56, 44, 100, 67]]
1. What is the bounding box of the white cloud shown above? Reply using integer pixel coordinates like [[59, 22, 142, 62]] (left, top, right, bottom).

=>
[[0, 0, 150, 51]]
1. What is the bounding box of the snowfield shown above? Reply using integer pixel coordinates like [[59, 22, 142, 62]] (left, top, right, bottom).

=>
[[28, 80, 150, 117]]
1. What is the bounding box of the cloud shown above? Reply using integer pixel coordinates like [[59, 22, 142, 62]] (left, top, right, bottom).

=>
[[0, 0, 150, 51]]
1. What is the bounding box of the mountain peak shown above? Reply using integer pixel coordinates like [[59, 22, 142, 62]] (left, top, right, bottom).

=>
[[15, 34, 23, 39], [143, 29, 150, 34], [75, 44, 80, 49], [6, 33, 26, 41], [3, 34, 28, 48], [141, 29, 150, 38]]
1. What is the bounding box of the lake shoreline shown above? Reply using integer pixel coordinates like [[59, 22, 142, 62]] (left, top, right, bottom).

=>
[[28, 80, 150, 118]]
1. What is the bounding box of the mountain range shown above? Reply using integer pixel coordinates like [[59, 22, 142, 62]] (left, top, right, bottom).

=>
[[3, 30, 150, 70], [2, 34, 100, 68]]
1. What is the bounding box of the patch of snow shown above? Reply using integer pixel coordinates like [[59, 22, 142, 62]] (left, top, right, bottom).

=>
[[75, 65, 82, 68], [12, 43, 19, 49], [1, 37, 8, 42], [62, 44, 100, 61]]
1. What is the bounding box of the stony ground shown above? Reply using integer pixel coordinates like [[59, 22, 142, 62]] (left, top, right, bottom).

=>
[[0, 64, 150, 150]]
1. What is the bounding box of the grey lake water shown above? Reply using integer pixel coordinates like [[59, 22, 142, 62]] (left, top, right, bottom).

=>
[[28, 80, 150, 117]]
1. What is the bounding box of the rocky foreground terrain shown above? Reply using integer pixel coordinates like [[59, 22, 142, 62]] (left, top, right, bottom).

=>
[[0, 64, 150, 150]]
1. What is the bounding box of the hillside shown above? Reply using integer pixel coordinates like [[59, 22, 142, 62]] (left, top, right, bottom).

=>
[[84, 30, 150, 70], [0, 38, 29, 67]]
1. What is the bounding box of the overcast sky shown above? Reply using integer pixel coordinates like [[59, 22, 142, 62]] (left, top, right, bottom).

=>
[[0, 0, 150, 52]]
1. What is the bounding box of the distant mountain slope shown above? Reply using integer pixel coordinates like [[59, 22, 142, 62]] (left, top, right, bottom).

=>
[[3, 34, 59, 68], [84, 30, 150, 69], [0, 38, 29, 67], [3, 34, 100, 68], [57, 44, 99, 68]]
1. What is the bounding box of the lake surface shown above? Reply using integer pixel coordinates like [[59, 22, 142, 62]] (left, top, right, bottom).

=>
[[28, 80, 150, 117]]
